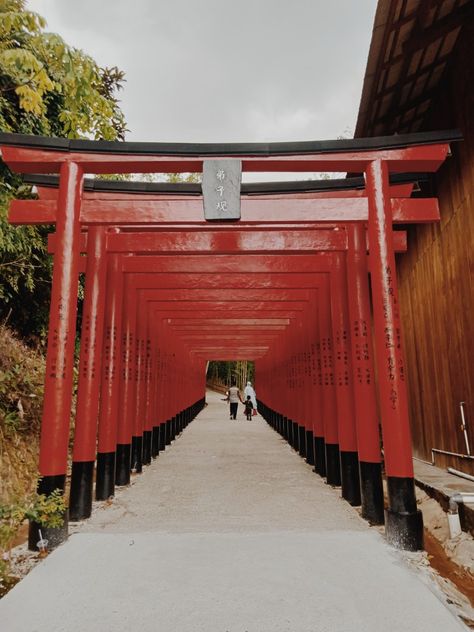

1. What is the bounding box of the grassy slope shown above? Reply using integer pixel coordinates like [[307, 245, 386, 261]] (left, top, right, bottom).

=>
[[0, 326, 44, 506]]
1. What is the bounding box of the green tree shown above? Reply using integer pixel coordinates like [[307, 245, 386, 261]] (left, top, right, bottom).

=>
[[166, 173, 201, 184], [0, 0, 127, 340]]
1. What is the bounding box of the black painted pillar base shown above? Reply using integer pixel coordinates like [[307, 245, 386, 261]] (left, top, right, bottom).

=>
[[314, 436, 326, 477], [288, 420, 294, 447], [28, 475, 68, 551], [152, 426, 160, 458], [96, 452, 116, 500], [359, 461, 384, 525], [131, 436, 143, 473], [174, 414, 179, 436], [142, 430, 152, 465], [115, 444, 131, 486], [174, 415, 179, 438], [282, 416, 288, 440], [165, 419, 172, 445], [340, 451, 361, 506], [159, 423, 166, 451], [292, 421, 299, 452], [385, 476, 424, 551], [305, 431, 315, 466], [325, 443, 341, 486], [298, 426, 306, 458], [69, 461, 94, 521], [385, 509, 424, 551]]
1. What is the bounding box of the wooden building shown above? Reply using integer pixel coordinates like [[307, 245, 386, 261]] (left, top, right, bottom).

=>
[[355, 0, 474, 473]]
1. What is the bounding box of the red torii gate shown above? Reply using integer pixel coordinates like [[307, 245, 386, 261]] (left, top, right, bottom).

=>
[[41, 187, 409, 519], [0, 130, 458, 552], [45, 225, 407, 516]]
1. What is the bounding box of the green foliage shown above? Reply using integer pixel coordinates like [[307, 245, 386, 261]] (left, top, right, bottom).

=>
[[0, 177, 52, 340], [0, 0, 127, 339], [0, 488, 66, 586], [207, 360, 254, 390], [166, 173, 201, 183], [0, 489, 65, 545], [0, 324, 44, 436], [0, 0, 126, 139]]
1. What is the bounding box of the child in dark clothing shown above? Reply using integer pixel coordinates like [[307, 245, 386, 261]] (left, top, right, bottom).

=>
[[244, 395, 254, 420]]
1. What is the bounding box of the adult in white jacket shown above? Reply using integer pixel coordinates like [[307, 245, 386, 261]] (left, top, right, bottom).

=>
[[244, 382, 257, 410]]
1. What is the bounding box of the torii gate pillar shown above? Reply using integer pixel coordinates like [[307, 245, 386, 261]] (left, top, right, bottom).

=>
[[367, 160, 423, 550], [28, 162, 83, 549]]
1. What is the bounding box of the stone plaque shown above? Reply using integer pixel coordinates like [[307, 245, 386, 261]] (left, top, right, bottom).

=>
[[202, 159, 242, 221]]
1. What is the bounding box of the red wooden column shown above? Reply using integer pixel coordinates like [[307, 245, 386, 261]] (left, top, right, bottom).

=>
[[346, 223, 384, 524], [162, 329, 173, 445], [149, 326, 161, 457], [295, 320, 306, 455], [274, 349, 282, 435], [366, 160, 423, 550], [96, 252, 124, 499], [115, 271, 134, 485], [136, 292, 150, 466], [29, 161, 84, 549], [69, 226, 107, 520], [286, 332, 297, 449], [130, 287, 144, 472], [131, 291, 144, 469], [156, 337, 168, 452], [144, 311, 159, 458], [330, 255, 361, 505], [308, 296, 323, 469], [312, 298, 326, 476], [156, 340, 167, 452], [304, 308, 316, 466], [298, 319, 310, 458], [320, 278, 339, 484]]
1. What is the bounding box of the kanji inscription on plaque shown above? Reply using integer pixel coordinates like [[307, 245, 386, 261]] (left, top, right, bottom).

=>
[[202, 159, 242, 221]]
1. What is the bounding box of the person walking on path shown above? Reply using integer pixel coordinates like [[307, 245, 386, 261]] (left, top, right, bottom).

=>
[[244, 381, 257, 412], [227, 380, 242, 420], [244, 396, 254, 420]]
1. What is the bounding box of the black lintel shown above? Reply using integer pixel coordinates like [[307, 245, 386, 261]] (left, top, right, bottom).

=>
[[0, 129, 463, 157], [22, 172, 432, 197]]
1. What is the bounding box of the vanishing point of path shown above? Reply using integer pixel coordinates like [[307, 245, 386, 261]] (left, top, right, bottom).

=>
[[0, 391, 465, 631]]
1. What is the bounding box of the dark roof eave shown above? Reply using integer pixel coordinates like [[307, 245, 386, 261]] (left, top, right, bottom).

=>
[[354, 0, 393, 138], [24, 172, 433, 196], [0, 129, 462, 157]]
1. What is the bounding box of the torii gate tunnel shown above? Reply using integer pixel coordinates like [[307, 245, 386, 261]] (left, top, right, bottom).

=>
[[0, 130, 459, 551]]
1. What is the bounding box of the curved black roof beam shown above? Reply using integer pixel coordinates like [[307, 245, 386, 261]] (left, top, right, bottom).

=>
[[23, 172, 432, 197], [0, 129, 463, 156]]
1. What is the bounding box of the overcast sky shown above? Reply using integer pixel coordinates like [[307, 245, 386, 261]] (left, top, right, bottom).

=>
[[27, 0, 377, 147]]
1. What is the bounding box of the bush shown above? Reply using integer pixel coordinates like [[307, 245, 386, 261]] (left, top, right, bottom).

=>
[[0, 488, 66, 592], [0, 325, 44, 509]]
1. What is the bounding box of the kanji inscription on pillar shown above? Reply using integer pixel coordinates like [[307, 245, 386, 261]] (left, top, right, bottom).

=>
[[202, 159, 242, 221]]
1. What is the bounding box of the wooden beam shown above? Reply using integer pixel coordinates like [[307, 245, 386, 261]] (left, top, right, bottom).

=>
[[11, 197, 440, 225]]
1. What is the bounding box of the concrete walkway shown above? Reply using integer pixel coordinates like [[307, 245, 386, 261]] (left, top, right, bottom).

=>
[[0, 391, 465, 631]]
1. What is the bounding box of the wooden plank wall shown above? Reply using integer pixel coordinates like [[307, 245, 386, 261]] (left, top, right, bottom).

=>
[[397, 20, 474, 473]]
